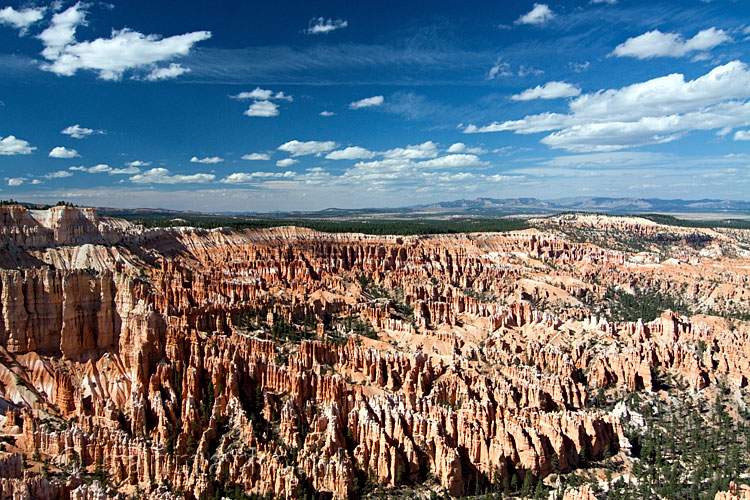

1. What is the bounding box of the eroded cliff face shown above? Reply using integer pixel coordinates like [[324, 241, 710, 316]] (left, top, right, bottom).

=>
[[0, 206, 747, 499]]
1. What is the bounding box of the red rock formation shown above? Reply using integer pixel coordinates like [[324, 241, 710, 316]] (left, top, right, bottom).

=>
[[716, 482, 750, 500], [0, 206, 746, 499]]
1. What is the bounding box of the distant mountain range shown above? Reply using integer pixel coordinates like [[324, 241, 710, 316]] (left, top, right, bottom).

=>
[[93, 197, 750, 220], [415, 197, 750, 215]]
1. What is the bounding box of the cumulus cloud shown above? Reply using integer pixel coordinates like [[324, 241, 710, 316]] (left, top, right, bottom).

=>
[[244, 100, 279, 117], [325, 147, 375, 160], [231, 87, 291, 117], [349, 95, 384, 109], [129, 168, 215, 184], [38, 2, 84, 59], [278, 140, 337, 157], [339, 150, 490, 191], [320, 111, 335, 117], [735, 130, 750, 141], [464, 61, 750, 152], [0, 135, 35, 155], [515, 4, 555, 25], [512, 81, 581, 101], [49, 146, 79, 158], [144, 63, 190, 81], [383, 141, 439, 160], [221, 171, 295, 183], [242, 153, 271, 161], [0, 6, 45, 34], [87, 164, 112, 173], [231, 88, 292, 101], [415, 154, 485, 169], [304, 17, 347, 35], [109, 166, 142, 174], [70, 164, 140, 174], [204, 140, 494, 195], [612, 27, 730, 59], [276, 158, 298, 167], [61, 124, 103, 139], [125, 160, 151, 167], [44, 170, 73, 179], [446, 143, 487, 154], [7, 177, 24, 186], [190, 156, 223, 164], [37, 3, 210, 80]]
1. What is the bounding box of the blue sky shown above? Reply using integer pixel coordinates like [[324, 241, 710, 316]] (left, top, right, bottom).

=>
[[0, 0, 749, 211]]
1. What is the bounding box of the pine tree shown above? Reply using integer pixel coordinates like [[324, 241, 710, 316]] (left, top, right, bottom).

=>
[[521, 472, 535, 497]]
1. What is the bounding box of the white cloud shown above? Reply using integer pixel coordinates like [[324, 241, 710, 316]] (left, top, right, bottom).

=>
[[543, 151, 670, 168], [515, 4, 555, 25], [464, 61, 750, 152], [735, 130, 750, 141], [464, 114, 567, 134], [320, 110, 335, 117], [109, 166, 141, 174], [716, 127, 733, 136], [0, 6, 45, 34], [244, 100, 279, 117], [61, 124, 103, 139], [231, 88, 291, 117], [87, 164, 112, 173], [221, 171, 295, 183], [190, 156, 223, 164], [340, 149, 491, 191], [0, 135, 35, 155], [49, 146, 79, 158], [129, 167, 215, 184], [233, 88, 271, 100], [125, 160, 151, 167], [569, 61, 590, 73], [38, 3, 211, 80], [276, 158, 298, 167], [231, 88, 292, 101], [278, 140, 337, 156], [305, 17, 348, 35], [325, 146, 375, 160], [38, 2, 85, 60], [383, 141, 439, 160], [487, 59, 543, 79], [518, 66, 544, 77], [349, 95, 384, 109], [590, 0, 617, 4], [70, 164, 140, 174], [44, 170, 73, 179], [7, 177, 24, 186], [512, 81, 581, 101], [31, 179, 42, 184], [488, 60, 512, 79], [273, 91, 292, 101], [415, 154, 485, 169], [612, 28, 730, 59], [446, 143, 486, 154], [144, 63, 190, 81], [242, 153, 271, 161]]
